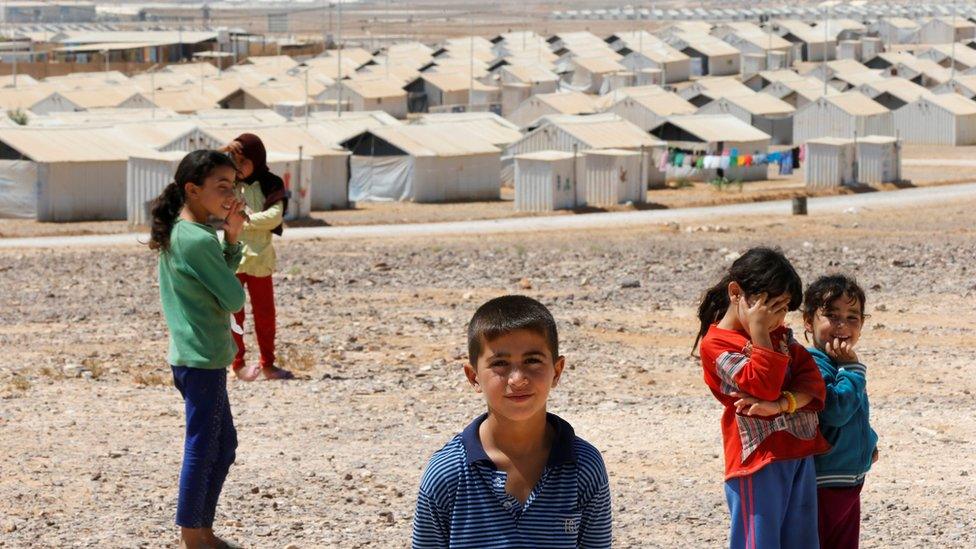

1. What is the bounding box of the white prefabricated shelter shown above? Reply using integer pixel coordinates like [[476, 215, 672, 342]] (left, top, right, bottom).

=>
[[514, 151, 577, 211], [861, 37, 883, 61], [505, 114, 667, 187], [933, 75, 976, 98], [569, 56, 628, 94], [332, 78, 408, 119], [667, 32, 742, 77], [793, 92, 893, 144], [340, 124, 500, 203], [506, 91, 599, 129], [617, 46, 692, 84], [874, 18, 920, 45], [763, 77, 841, 110], [918, 17, 976, 44], [856, 78, 933, 111], [648, 114, 772, 182], [607, 92, 698, 131], [838, 40, 862, 61], [0, 127, 153, 221], [677, 77, 756, 108], [855, 136, 901, 184], [804, 137, 856, 189], [893, 93, 976, 145], [579, 149, 645, 207], [696, 93, 796, 145], [0, 88, 82, 115]]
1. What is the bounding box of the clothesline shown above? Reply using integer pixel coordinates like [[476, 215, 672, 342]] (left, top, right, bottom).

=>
[[656, 145, 805, 176]]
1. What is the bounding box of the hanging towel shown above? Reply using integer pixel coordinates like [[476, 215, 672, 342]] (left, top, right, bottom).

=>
[[792, 147, 801, 169], [729, 147, 739, 164], [780, 155, 793, 175], [799, 144, 806, 163], [696, 156, 705, 169], [767, 151, 780, 164], [744, 155, 753, 167], [720, 156, 732, 170], [755, 153, 766, 165], [658, 149, 669, 171], [674, 152, 684, 167]]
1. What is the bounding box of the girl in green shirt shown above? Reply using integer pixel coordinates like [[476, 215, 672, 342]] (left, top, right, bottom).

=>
[[150, 150, 248, 549]]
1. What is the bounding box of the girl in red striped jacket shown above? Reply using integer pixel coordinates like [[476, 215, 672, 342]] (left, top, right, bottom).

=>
[[695, 247, 830, 549]]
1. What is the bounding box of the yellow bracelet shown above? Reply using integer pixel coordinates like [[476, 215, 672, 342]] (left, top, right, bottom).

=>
[[781, 391, 797, 414]]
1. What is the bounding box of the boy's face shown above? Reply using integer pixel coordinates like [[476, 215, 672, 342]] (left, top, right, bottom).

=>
[[805, 293, 864, 351], [464, 329, 564, 423]]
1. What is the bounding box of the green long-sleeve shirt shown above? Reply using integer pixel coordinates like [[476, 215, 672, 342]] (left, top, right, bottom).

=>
[[159, 219, 246, 369]]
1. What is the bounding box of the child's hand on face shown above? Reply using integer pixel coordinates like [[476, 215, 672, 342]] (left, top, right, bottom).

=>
[[221, 199, 248, 243], [744, 293, 791, 336], [825, 337, 859, 363], [731, 392, 784, 417]]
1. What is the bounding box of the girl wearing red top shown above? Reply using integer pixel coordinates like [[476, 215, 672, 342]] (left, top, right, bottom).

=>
[[695, 247, 830, 549]]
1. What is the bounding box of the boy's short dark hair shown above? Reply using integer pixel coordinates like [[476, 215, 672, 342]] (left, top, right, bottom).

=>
[[801, 274, 867, 322], [467, 295, 559, 366]]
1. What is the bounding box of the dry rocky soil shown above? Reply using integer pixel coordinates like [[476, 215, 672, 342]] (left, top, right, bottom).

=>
[[1, 197, 974, 547]]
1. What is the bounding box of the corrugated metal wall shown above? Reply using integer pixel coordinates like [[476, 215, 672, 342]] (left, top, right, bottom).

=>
[[126, 155, 184, 226], [37, 161, 127, 222], [310, 153, 350, 211], [514, 155, 576, 211], [856, 141, 901, 184], [507, 127, 666, 189], [804, 141, 856, 189], [609, 101, 667, 132], [413, 153, 500, 202], [267, 155, 313, 220], [894, 101, 976, 146], [580, 151, 643, 207], [795, 102, 894, 144]]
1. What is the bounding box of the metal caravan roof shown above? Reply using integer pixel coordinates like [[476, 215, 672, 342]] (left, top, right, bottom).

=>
[[528, 113, 665, 149], [410, 113, 522, 148], [821, 92, 890, 116], [650, 114, 772, 143], [341, 124, 499, 157], [922, 92, 976, 115], [0, 126, 153, 162], [200, 124, 346, 157]]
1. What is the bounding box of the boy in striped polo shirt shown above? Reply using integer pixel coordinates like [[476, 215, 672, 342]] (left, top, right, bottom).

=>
[[411, 295, 612, 549]]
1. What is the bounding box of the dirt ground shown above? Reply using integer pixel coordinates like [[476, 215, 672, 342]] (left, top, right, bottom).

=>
[[0, 193, 974, 547]]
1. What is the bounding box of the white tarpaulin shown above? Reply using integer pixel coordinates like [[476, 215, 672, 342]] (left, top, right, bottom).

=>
[[348, 155, 414, 202], [0, 160, 37, 218]]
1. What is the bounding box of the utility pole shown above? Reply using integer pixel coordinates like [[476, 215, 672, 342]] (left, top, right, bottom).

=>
[[469, 9, 474, 111], [822, 3, 828, 96], [337, 0, 343, 117], [951, 0, 958, 83]]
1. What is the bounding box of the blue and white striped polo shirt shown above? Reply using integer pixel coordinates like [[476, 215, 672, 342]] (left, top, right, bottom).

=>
[[411, 413, 612, 549]]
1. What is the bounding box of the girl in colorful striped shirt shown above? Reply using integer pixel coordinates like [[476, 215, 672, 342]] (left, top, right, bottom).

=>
[[695, 247, 830, 549]]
